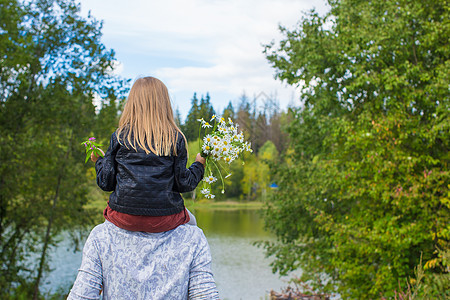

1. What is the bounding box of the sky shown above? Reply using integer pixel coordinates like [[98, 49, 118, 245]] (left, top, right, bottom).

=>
[[78, 0, 329, 120]]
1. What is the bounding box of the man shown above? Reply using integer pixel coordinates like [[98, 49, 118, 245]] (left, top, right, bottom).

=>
[[68, 221, 219, 299]]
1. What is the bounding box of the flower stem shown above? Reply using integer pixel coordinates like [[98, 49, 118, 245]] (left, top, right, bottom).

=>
[[210, 159, 225, 193], [202, 159, 211, 189], [198, 123, 202, 154]]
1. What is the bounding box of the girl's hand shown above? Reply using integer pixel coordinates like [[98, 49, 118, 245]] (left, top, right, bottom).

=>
[[195, 153, 206, 167], [91, 149, 105, 163]]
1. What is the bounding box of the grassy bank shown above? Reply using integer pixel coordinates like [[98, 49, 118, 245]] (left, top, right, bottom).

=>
[[85, 192, 264, 213], [185, 199, 264, 210]]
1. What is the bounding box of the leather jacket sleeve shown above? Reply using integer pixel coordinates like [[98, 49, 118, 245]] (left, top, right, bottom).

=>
[[95, 133, 120, 192], [173, 135, 205, 193]]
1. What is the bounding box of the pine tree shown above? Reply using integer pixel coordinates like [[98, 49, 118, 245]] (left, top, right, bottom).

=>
[[222, 101, 235, 120], [182, 93, 200, 141]]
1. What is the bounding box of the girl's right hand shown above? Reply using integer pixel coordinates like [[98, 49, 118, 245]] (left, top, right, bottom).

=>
[[91, 149, 105, 163], [195, 153, 206, 167]]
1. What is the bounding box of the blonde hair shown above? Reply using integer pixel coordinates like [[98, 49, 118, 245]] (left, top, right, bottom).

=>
[[116, 77, 186, 156]]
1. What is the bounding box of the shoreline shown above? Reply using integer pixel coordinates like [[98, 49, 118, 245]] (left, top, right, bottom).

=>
[[85, 195, 265, 213], [186, 199, 264, 210]]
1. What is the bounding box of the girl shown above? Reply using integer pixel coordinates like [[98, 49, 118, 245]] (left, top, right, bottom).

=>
[[91, 76, 205, 232]]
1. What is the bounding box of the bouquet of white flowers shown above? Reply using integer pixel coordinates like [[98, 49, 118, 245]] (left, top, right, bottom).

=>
[[197, 115, 252, 199]]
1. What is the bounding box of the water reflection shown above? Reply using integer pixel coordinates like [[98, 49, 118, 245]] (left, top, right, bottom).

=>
[[192, 208, 270, 238], [192, 208, 295, 300]]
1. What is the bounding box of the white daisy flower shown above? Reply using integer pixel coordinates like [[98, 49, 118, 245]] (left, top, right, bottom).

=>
[[245, 142, 253, 152], [204, 193, 216, 199], [202, 144, 211, 154], [203, 175, 217, 184], [221, 137, 231, 146], [204, 134, 213, 143], [224, 156, 233, 164], [220, 145, 230, 156], [202, 121, 212, 128], [201, 188, 210, 195]]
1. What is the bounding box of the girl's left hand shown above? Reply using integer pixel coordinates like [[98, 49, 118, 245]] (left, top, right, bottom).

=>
[[91, 149, 105, 163]]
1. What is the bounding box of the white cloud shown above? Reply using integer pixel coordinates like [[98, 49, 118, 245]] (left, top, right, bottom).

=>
[[79, 0, 329, 117], [106, 60, 124, 76]]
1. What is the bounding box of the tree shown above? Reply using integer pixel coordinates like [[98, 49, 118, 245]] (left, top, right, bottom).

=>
[[183, 92, 215, 142], [96, 96, 125, 143], [182, 93, 200, 141], [174, 106, 182, 127], [198, 93, 215, 120], [236, 93, 255, 146], [222, 100, 235, 121], [267, 109, 291, 154], [253, 112, 268, 152], [0, 0, 128, 297], [262, 0, 449, 298]]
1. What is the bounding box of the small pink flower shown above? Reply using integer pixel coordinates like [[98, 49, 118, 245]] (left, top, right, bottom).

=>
[[89, 137, 96, 141]]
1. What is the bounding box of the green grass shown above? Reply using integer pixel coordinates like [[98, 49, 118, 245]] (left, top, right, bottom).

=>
[[185, 199, 264, 210], [85, 190, 264, 213]]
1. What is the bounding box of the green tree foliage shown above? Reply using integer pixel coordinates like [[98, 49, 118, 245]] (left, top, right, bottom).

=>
[[199, 93, 215, 120], [261, 0, 449, 298], [235, 92, 289, 154], [182, 93, 200, 141], [96, 97, 125, 143], [241, 141, 279, 201], [236, 93, 255, 145], [174, 106, 182, 127], [222, 100, 235, 121], [0, 0, 127, 297], [182, 93, 215, 141]]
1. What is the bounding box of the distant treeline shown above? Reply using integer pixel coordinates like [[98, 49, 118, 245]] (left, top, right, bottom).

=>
[[170, 91, 292, 201], [177, 91, 290, 155]]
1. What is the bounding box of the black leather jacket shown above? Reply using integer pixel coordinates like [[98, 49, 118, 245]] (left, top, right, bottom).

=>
[[95, 132, 204, 216]]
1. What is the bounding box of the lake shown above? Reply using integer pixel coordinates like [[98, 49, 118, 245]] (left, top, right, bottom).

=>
[[42, 207, 299, 299]]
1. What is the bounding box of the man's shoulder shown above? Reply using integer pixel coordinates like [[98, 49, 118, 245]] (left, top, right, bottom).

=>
[[172, 224, 205, 237], [88, 221, 113, 239], [90, 221, 206, 241], [168, 224, 208, 251]]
